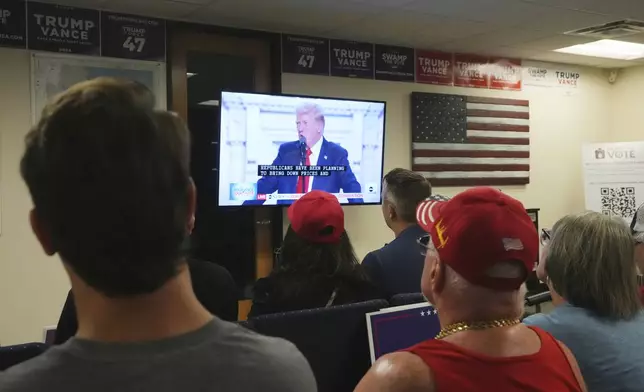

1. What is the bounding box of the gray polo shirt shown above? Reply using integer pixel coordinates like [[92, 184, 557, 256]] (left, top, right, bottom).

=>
[[0, 317, 316, 392]]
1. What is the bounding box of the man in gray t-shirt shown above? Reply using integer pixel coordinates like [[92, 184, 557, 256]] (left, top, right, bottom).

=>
[[1, 317, 315, 391], [0, 78, 316, 391]]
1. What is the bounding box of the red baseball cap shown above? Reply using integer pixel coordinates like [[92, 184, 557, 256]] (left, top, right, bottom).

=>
[[288, 190, 344, 244], [416, 187, 538, 291]]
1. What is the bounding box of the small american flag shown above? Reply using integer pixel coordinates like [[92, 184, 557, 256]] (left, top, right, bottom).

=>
[[411, 92, 530, 187]]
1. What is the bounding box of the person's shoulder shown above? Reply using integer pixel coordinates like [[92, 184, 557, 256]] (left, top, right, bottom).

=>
[[278, 140, 299, 152], [523, 311, 555, 329], [361, 249, 382, 267], [188, 259, 232, 278], [0, 348, 66, 391], [355, 352, 433, 392], [215, 322, 316, 390], [323, 139, 348, 155]]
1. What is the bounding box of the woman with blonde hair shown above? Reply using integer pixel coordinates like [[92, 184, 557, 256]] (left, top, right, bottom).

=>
[[524, 211, 644, 392]]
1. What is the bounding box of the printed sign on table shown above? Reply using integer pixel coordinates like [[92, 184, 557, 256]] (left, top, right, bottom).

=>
[[101, 12, 165, 61], [489, 58, 522, 91], [282, 34, 329, 76], [415, 50, 453, 86], [366, 302, 441, 363], [522, 60, 582, 90], [330, 39, 373, 79], [454, 54, 489, 88], [0, 0, 26, 48], [582, 142, 644, 225], [375, 44, 415, 82], [27, 2, 99, 55]]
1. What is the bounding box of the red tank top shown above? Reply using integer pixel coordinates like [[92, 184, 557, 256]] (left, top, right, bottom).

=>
[[406, 326, 582, 392]]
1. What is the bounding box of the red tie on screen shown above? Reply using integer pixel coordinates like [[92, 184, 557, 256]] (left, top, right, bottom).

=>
[[296, 148, 312, 194]]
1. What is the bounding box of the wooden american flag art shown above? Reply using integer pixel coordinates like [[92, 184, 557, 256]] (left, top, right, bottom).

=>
[[411, 92, 530, 187]]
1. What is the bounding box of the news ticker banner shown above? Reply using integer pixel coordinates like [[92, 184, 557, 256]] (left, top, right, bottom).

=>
[[282, 33, 585, 92], [229, 182, 363, 202], [1, 0, 165, 61]]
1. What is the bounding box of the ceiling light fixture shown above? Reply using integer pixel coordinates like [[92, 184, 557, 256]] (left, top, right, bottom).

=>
[[554, 39, 644, 60]]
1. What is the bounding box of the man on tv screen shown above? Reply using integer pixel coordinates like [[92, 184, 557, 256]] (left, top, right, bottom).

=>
[[246, 103, 362, 205]]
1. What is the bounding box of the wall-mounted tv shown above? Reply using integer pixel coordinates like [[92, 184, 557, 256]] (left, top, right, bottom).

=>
[[218, 91, 386, 207]]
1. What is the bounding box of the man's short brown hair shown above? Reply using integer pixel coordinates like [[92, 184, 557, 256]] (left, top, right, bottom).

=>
[[383, 168, 431, 222], [21, 77, 191, 297]]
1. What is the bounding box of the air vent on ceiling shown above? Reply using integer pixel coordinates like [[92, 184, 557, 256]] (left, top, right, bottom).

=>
[[566, 20, 644, 39]]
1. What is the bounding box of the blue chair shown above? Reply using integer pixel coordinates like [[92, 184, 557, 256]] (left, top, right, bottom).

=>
[[389, 292, 426, 307], [247, 299, 388, 392], [0, 343, 48, 370]]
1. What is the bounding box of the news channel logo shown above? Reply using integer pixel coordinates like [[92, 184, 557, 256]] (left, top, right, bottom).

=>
[[229, 183, 257, 201]]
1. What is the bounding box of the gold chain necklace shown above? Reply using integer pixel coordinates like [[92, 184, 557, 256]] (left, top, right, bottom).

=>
[[435, 318, 521, 340]]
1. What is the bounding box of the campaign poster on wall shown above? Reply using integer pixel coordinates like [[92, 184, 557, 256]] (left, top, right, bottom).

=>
[[489, 58, 522, 91], [522, 60, 582, 91], [453, 53, 489, 88], [582, 142, 644, 224], [27, 2, 100, 55], [374, 44, 415, 82], [330, 39, 373, 79], [0, 0, 26, 48], [415, 50, 453, 86], [282, 34, 330, 76], [101, 12, 166, 61]]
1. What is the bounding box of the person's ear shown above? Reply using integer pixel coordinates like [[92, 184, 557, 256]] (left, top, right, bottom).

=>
[[187, 178, 197, 234], [387, 204, 397, 221], [29, 209, 55, 256], [431, 258, 446, 294]]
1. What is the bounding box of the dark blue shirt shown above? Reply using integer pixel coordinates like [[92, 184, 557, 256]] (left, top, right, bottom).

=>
[[361, 225, 426, 298]]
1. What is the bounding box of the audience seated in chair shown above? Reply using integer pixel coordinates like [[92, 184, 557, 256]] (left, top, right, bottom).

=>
[[361, 169, 439, 297], [54, 258, 239, 344], [248, 299, 388, 392], [524, 212, 644, 392], [630, 202, 644, 301], [0, 78, 315, 392], [250, 190, 382, 317], [355, 187, 587, 392]]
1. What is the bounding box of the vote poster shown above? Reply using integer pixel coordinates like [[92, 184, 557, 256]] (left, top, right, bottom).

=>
[[330, 39, 373, 79], [415, 50, 453, 86], [374, 44, 415, 82], [101, 12, 165, 61], [282, 34, 329, 76], [489, 58, 522, 91], [0, 0, 26, 48], [522, 60, 583, 91], [582, 142, 644, 224], [27, 2, 99, 55], [454, 53, 489, 88]]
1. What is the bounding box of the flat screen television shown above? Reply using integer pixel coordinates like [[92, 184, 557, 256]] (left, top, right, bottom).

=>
[[218, 91, 386, 207]]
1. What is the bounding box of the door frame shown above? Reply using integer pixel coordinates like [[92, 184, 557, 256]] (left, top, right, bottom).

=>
[[168, 28, 278, 320]]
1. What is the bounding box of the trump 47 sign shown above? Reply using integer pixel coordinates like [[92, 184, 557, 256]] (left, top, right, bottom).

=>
[[101, 12, 165, 61], [282, 34, 330, 76]]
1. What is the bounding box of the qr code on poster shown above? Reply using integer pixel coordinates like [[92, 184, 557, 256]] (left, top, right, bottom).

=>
[[600, 187, 636, 217]]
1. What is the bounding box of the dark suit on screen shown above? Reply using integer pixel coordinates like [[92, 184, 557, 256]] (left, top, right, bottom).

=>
[[245, 138, 362, 205]]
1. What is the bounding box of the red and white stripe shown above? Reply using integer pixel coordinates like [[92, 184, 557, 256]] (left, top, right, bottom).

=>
[[412, 97, 530, 187]]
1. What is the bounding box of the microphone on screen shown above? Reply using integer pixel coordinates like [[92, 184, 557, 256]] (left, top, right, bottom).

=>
[[298, 135, 307, 165], [525, 291, 552, 306]]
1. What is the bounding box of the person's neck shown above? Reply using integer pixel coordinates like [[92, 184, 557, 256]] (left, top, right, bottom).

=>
[[307, 136, 322, 149], [73, 266, 213, 343], [392, 222, 416, 238]]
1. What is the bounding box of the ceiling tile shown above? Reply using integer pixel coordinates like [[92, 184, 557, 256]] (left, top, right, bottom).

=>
[[521, 0, 644, 20], [195, 0, 376, 35], [510, 34, 597, 51]]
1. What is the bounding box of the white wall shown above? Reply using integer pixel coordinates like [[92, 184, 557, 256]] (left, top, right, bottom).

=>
[[0, 48, 70, 345], [283, 71, 613, 259], [610, 66, 644, 141]]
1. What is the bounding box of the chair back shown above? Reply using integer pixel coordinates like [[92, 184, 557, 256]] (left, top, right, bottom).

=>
[[248, 299, 388, 392], [0, 343, 48, 371], [389, 292, 426, 307]]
